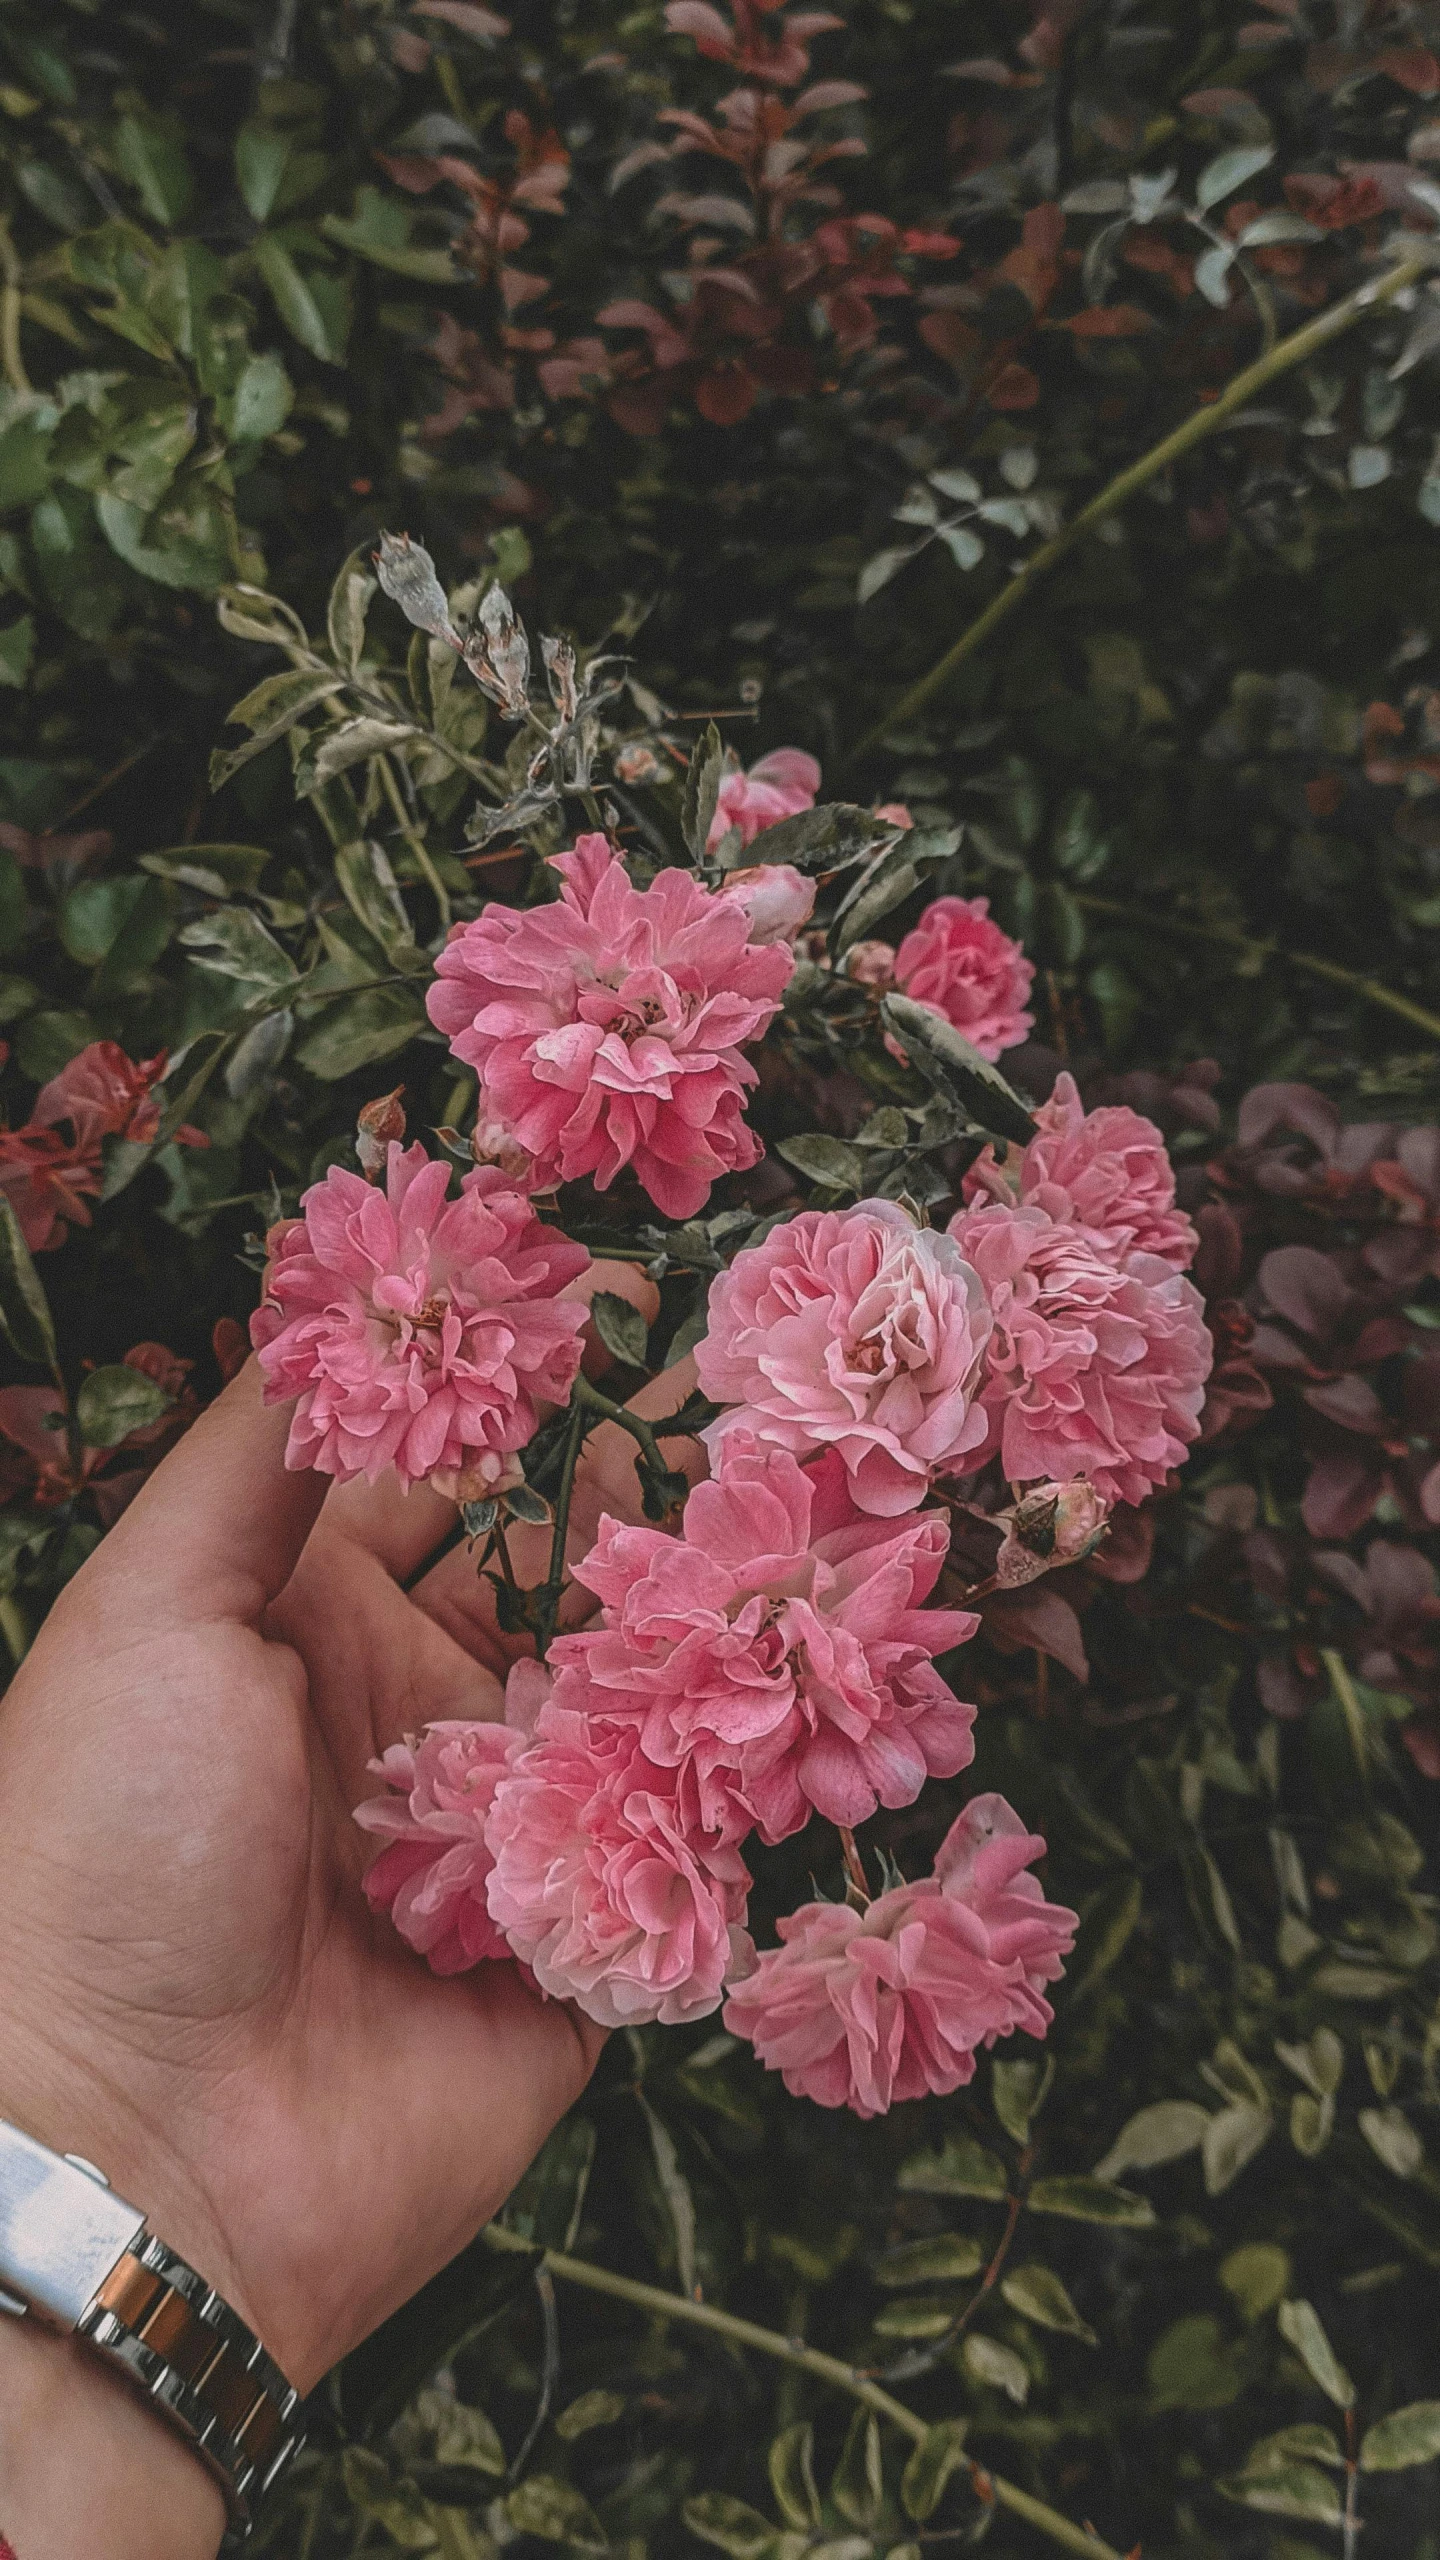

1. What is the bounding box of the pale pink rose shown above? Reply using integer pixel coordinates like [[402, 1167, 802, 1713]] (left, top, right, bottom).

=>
[[873, 802, 914, 829], [949, 1204, 1212, 1507], [724, 1795, 1077, 2117], [427, 834, 792, 1220], [844, 939, 897, 988], [991, 1479, 1110, 1588], [553, 1434, 978, 1844], [718, 862, 816, 945], [963, 1071, 1197, 1272], [250, 1141, 588, 1489], [354, 1664, 549, 1975], [892, 895, 1034, 1061], [707, 747, 821, 852], [485, 1704, 754, 2027], [697, 1201, 992, 1516]]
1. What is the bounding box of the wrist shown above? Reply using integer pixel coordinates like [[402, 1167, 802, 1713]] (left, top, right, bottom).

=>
[[0, 2307, 225, 2560]]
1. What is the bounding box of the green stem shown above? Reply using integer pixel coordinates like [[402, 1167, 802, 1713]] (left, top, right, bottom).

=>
[[378, 754, 452, 933], [573, 1371, 670, 1479], [479, 2228, 1128, 2560], [1075, 892, 1440, 1043], [532, 1397, 588, 1660], [845, 249, 1431, 769], [0, 216, 30, 397]]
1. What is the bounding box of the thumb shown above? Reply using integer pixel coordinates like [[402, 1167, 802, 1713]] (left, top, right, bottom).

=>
[[88, 1359, 327, 1627]]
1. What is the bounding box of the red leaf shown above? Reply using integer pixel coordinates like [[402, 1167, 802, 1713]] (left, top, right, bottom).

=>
[[985, 358, 1040, 410]]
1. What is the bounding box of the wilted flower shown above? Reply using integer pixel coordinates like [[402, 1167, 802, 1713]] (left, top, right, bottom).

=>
[[485, 1703, 754, 2027], [964, 1071, 1198, 1272], [553, 1433, 978, 1843], [427, 834, 793, 1219], [892, 895, 1034, 1061], [991, 1480, 1111, 1587], [707, 747, 821, 851], [723, 1795, 1076, 2116], [250, 1141, 588, 1491], [950, 1203, 1212, 1508], [698, 1200, 992, 1515]]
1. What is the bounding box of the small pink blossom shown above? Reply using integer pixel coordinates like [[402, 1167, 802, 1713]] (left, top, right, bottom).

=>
[[485, 1704, 753, 2027], [250, 1141, 588, 1491], [892, 896, 1034, 1061], [553, 1434, 977, 1843], [697, 1201, 992, 1516], [844, 940, 897, 988], [964, 1071, 1197, 1271], [717, 862, 816, 945], [707, 747, 821, 852], [723, 1795, 1076, 2117], [991, 1480, 1110, 1588], [354, 1665, 550, 1976], [873, 802, 914, 830], [427, 834, 793, 1219], [949, 1204, 1212, 1507]]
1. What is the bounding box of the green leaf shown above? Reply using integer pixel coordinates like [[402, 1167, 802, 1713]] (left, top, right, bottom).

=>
[[872, 2235, 984, 2286], [507, 2474, 607, 2547], [1277, 2299, 1355, 2409], [1000, 2264, 1097, 2343], [962, 2332, 1029, 2403], [294, 986, 427, 1080], [590, 1290, 650, 1369], [638, 2092, 698, 2298], [768, 2423, 821, 2531], [301, 715, 420, 791], [417, 2388, 505, 2474], [555, 2389, 625, 2441], [900, 2419, 969, 2523], [992, 2056, 1050, 2143], [235, 121, 294, 223], [738, 803, 897, 876], [323, 186, 463, 282], [1359, 2104, 1423, 2178], [1220, 2462, 1342, 2524], [140, 845, 273, 897], [328, 540, 379, 673], [75, 1363, 171, 1449], [334, 839, 416, 960], [0, 614, 35, 688], [113, 109, 193, 226], [179, 909, 297, 991], [874, 2297, 963, 2340], [1148, 2314, 1247, 2412], [1196, 142, 1275, 211], [880, 993, 1038, 1147], [1027, 2177, 1155, 2227], [1093, 2100, 1208, 2185], [254, 234, 349, 364], [683, 720, 724, 862], [898, 2137, 1008, 2200], [0, 1190, 57, 1371], [830, 2409, 883, 2529], [1360, 2400, 1440, 2471], [776, 1133, 866, 1192], [225, 353, 293, 445], [211, 670, 348, 788], [1202, 2102, 1273, 2196], [1219, 2243, 1291, 2324], [684, 2493, 781, 2558]]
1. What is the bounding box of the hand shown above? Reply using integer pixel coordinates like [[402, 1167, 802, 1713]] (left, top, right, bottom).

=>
[[0, 1261, 700, 2549]]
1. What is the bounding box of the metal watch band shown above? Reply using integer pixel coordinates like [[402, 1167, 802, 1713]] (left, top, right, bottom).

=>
[[0, 2118, 304, 2546]]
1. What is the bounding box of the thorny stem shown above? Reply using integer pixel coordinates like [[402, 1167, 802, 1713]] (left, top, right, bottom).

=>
[[0, 217, 30, 396], [1075, 891, 1440, 1045], [479, 2226, 1130, 2560], [844, 249, 1432, 769], [532, 1397, 588, 1660], [572, 1371, 672, 1483]]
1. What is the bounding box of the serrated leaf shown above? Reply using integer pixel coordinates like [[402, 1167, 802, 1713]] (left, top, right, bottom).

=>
[[1361, 2400, 1440, 2471], [683, 720, 724, 862], [1000, 2264, 1097, 2342], [900, 2419, 969, 2522], [1278, 2299, 1354, 2409], [872, 2235, 984, 2286], [768, 2422, 821, 2531], [0, 1190, 57, 1371], [776, 1133, 865, 1191], [75, 1363, 171, 1449], [880, 993, 1038, 1146], [898, 2138, 1008, 2200], [1093, 2101, 1208, 2184], [590, 1289, 650, 1368], [1027, 2177, 1156, 2227]]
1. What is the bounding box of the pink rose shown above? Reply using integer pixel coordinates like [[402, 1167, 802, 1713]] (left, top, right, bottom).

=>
[[697, 1201, 992, 1516], [250, 1141, 589, 1490], [485, 1704, 754, 2027], [950, 1203, 1212, 1507], [427, 834, 793, 1220], [553, 1433, 978, 1844], [964, 1072, 1198, 1272], [724, 1795, 1077, 2117], [717, 862, 816, 945], [0, 1040, 204, 1253], [707, 747, 821, 852], [353, 1665, 549, 1975], [892, 895, 1034, 1061]]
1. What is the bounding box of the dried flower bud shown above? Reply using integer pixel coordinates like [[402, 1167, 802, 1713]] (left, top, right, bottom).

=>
[[992, 1481, 1111, 1588], [356, 1086, 407, 1179], [845, 939, 898, 988], [374, 533, 459, 645], [463, 582, 531, 719], [542, 633, 578, 724], [614, 742, 664, 785]]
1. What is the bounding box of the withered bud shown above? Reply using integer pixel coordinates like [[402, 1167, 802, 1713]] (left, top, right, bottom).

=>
[[614, 741, 664, 786], [463, 582, 531, 720], [374, 533, 459, 646], [356, 1086, 406, 1179], [992, 1480, 1111, 1589], [542, 633, 579, 724]]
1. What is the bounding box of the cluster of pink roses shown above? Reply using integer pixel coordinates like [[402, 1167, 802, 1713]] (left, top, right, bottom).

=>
[[248, 808, 1214, 2112]]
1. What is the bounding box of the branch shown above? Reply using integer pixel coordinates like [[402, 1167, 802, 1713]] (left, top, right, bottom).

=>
[[479, 2226, 1130, 2560], [844, 249, 1432, 771], [1075, 892, 1440, 1044], [0, 217, 31, 397]]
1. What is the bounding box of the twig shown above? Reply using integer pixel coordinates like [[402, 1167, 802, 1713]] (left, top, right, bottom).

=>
[[1075, 891, 1440, 1045], [532, 1397, 588, 1659], [844, 248, 1432, 769], [0, 216, 30, 396], [478, 2226, 1130, 2560], [377, 752, 452, 932]]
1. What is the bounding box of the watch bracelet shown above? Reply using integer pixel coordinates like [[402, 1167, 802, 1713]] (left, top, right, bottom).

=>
[[76, 2230, 305, 2545]]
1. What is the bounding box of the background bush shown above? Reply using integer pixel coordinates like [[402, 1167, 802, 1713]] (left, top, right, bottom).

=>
[[6, 3, 1440, 2554]]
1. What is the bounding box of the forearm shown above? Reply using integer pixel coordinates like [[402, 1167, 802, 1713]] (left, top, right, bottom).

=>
[[0, 2312, 225, 2560]]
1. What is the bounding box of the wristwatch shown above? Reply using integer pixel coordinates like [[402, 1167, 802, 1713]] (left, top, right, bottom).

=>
[[0, 2115, 305, 2546]]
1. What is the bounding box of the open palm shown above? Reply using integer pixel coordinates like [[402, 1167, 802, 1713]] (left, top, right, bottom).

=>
[[0, 1296, 700, 2394]]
